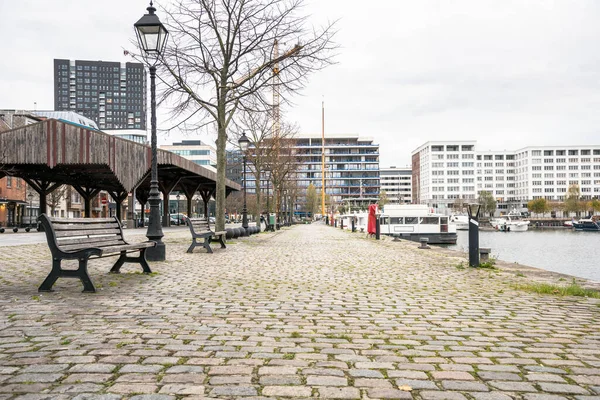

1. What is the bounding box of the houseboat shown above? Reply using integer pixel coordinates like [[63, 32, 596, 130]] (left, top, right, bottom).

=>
[[379, 205, 457, 244]]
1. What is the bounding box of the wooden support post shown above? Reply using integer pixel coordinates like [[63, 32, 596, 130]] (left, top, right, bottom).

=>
[[198, 188, 215, 219], [108, 190, 129, 223], [72, 186, 101, 218], [22, 179, 63, 230], [158, 178, 181, 227]]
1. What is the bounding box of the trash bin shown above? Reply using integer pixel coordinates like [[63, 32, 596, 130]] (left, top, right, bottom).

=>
[[269, 213, 276, 226]]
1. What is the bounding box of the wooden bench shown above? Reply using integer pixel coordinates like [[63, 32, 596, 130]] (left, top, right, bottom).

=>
[[186, 218, 227, 254], [38, 214, 156, 293]]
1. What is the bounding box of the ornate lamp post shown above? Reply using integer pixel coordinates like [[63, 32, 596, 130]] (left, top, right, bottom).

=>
[[176, 193, 180, 225], [283, 189, 288, 226], [26, 192, 34, 232], [238, 132, 250, 234], [134, 1, 169, 261]]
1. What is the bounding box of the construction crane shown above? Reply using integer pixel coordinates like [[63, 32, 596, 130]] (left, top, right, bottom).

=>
[[272, 39, 302, 138]]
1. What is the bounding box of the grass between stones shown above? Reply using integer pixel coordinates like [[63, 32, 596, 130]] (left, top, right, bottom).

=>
[[513, 280, 600, 298]]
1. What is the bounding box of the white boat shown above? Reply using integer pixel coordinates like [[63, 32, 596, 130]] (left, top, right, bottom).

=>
[[491, 213, 530, 232], [449, 214, 469, 230], [379, 204, 457, 244]]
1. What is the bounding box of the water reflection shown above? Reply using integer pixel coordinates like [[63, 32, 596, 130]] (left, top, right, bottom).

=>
[[445, 229, 600, 282]]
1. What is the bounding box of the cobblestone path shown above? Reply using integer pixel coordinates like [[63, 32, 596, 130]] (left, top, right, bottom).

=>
[[0, 223, 599, 400]]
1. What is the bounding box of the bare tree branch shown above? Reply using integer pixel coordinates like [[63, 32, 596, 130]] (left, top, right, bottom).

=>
[[145, 0, 337, 230]]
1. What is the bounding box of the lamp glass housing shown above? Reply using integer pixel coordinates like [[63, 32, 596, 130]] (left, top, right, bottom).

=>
[[238, 132, 250, 151], [134, 5, 169, 55]]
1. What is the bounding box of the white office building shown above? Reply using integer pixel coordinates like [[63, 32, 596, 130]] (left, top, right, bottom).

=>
[[160, 140, 217, 169], [411, 141, 477, 210], [380, 166, 412, 204], [412, 141, 600, 213]]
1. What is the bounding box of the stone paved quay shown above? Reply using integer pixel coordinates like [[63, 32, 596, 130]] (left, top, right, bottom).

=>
[[0, 223, 599, 400]]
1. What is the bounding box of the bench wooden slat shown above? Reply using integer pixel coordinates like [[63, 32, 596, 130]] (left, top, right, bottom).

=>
[[55, 228, 122, 237], [98, 242, 156, 254], [47, 217, 117, 224], [57, 234, 124, 245], [53, 222, 121, 231], [59, 239, 127, 252]]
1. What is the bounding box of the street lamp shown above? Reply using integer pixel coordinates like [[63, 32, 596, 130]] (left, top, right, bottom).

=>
[[176, 193, 180, 225], [283, 189, 288, 226], [238, 132, 250, 235], [26, 192, 34, 232], [135, 1, 169, 261]]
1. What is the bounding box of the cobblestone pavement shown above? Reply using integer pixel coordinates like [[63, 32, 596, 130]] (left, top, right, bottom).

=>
[[0, 223, 599, 400]]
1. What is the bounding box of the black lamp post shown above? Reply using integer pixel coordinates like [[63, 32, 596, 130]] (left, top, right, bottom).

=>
[[134, 1, 169, 261], [238, 132, 250, 234], [26, 192, 33, 232], [176, 193, 180, 225], [283, 189, 288, 226]]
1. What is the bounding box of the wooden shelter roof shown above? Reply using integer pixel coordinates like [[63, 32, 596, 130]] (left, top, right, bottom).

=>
[[0, 119, 240, 194]]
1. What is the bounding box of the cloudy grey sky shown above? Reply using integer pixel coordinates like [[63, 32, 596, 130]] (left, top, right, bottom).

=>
[[1, 1, 599, 166]]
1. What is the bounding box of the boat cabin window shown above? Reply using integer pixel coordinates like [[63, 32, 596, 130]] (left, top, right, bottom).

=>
[[422, 217, 439, 225], [390, 217, 403, 225], [380, 216, 389, 225], [405, 217, 419, 224]]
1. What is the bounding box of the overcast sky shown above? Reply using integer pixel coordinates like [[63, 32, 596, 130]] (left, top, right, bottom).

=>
[[1, 1, 599, 167]]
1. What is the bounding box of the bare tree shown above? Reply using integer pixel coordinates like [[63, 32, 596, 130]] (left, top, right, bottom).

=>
[[48, 186, 68, 217], [154, 0, 337, 230], [265, 129, 299, 226], [231, 109, 274, 228]]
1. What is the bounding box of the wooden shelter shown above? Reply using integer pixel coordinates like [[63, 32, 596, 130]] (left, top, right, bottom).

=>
[[0, 119, 239, 223]]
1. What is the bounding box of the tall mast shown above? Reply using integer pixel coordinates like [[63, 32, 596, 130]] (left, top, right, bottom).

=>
[[273, 39, 280, 138], [321, 100, 326, 216]]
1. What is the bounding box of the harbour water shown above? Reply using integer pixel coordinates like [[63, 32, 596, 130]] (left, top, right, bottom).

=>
[[447, 229, 600, 282]]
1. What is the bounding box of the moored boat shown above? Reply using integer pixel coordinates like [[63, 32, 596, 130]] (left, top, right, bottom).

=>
[[379, 205, 457, 244], [449, 214, 469, 230], [573, 218, 600, 231], [491, 212, 530, 232]]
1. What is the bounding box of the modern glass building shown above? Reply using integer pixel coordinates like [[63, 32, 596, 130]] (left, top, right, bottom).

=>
[[241, 133, 380, 213]]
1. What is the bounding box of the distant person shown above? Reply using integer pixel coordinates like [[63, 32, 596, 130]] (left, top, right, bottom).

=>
[[367, 203, 378, 237]]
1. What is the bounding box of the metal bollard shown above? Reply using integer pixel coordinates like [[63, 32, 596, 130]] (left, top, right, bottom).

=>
[[419, 237, 430, 249], [340, 219, 344, 230], [467, 204, 481, 267], [479, 248, 491, 262], [351, 217, 355, 233], [375, 217, 380, 240]]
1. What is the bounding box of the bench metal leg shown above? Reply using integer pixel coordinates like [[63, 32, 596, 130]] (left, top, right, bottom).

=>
[[110, 250, 152, 274], [186, 238, 198, 254], [216, 234, 226, 249], [38, 258, 62, 292], [203, 237, 214, 254], [39, 257, 96, 293], [78, 258, 96, 293]]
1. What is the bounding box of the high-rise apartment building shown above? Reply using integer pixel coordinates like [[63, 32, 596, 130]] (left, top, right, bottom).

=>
[[412, 141, 600, 213], [241, 134, 379, 213], [380, 166, 412, 204], [53, 59, 147, 131], [295, 134, 380, 206]]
